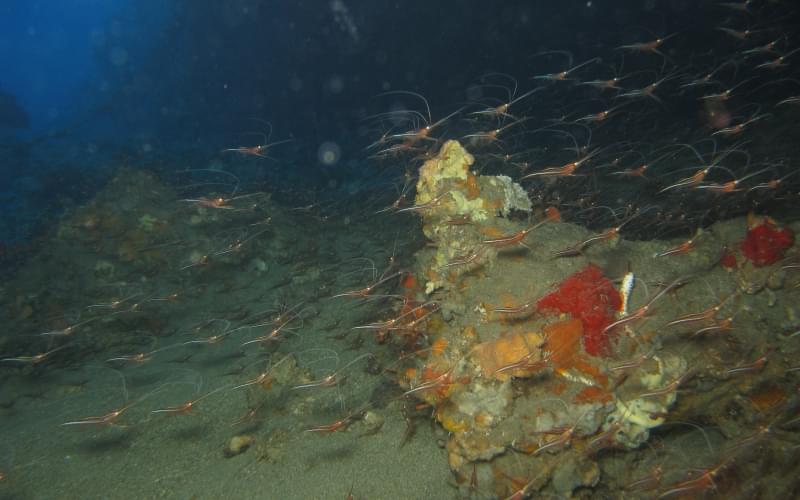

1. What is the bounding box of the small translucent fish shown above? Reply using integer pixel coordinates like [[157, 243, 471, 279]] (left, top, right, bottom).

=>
[[555, 367, 598, 387], [618, 272, 635, 316]]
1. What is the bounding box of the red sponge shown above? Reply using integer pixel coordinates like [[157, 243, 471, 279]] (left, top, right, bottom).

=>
[[537, 264, 621, 356], [741, 220, 793, 267]]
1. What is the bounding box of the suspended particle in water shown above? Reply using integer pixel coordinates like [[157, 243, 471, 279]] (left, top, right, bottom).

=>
[[330, 0, 359, 42], [318, 142, 341, 166], [327, 75, 344, 94], [465, 84, 483, 102], [289, 76, 303, 92], [90, 29, 106, 46], [252, 94, 266, 110], [109, 46, 128, 67]]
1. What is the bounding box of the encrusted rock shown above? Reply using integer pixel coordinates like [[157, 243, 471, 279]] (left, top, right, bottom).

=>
[[552, 459, 600, 495], [412, 140, 532, 294]]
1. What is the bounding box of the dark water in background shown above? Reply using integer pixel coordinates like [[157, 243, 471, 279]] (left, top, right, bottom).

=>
[[3, 1, 800, 499], [2, 0, 798, 250]]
